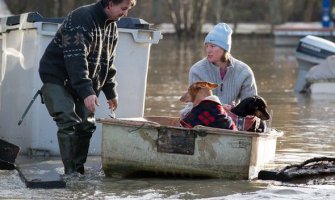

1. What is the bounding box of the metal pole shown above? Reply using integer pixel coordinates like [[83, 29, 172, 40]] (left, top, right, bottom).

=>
[[18, 90, 41, 126]]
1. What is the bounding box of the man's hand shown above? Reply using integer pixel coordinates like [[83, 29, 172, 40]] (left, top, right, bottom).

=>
[[84, 95, 100, 113], [108, 98, 118, 111]]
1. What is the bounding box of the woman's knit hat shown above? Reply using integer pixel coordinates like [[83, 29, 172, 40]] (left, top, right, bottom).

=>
[[204, 23, 232, 52]]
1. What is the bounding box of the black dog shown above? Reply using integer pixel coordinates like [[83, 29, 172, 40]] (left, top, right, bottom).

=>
[[228, 95, 270, 132]]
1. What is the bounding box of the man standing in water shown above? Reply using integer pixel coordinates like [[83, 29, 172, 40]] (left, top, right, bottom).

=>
[[39, 0, 136, 175]]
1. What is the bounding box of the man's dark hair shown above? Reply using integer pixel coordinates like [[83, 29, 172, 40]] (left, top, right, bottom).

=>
[[100, 0, 137, 8]]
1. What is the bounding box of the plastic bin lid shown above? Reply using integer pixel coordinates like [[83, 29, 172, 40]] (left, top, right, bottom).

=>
[[5, 12, 64, 26], [116, 17, 151, 30], [296, 35, 335, 59], [3, 12, 151, 30]]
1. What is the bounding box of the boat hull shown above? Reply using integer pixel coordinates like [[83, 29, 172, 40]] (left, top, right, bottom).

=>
[[310, 82, 335, 94], [99, 117, 282, 180]]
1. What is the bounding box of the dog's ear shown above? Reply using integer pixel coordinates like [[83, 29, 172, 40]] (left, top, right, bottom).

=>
[[205, 82, 219, 90], [196, 81, 218, 90], [253, 96, 268, 110], [246, 97, 258, 114], [231, 97, 254, 117]]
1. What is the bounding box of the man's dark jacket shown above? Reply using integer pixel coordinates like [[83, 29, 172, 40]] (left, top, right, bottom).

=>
[[39, 2, 118, 101]]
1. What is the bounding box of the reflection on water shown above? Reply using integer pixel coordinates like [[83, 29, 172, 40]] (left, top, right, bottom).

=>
[[1, 35, 335, 199]]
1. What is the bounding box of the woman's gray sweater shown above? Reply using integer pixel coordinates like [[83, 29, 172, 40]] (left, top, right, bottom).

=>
[[189, 56, 257, 105]]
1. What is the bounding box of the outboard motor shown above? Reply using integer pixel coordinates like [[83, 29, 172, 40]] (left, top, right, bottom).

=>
[[294, 35, 335, 92]]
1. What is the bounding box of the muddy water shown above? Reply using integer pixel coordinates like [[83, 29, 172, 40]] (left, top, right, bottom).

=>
[[1, 35, 335, 199]]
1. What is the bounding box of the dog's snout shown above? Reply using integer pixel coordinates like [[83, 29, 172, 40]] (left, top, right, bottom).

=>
[[261, 114, 270, 120], [180, 91, 191, 103], [258, 109, 270, 120]]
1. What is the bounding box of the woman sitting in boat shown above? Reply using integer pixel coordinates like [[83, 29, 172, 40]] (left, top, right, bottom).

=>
[[180, 22, 257, 118]]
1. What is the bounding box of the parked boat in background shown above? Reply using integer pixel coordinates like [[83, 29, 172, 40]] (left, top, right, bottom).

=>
[[294, 35, 335, 93], [274, 22, 335, 46], [99, 116, 283, 180], [305, 55, 335, 94]]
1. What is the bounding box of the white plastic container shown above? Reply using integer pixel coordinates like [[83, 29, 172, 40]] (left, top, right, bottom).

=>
[[0, 12, 162, 155], [0, 26, 2, 108]]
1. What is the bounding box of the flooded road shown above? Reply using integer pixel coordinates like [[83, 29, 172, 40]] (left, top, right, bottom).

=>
[[1, 35, 335, 199]]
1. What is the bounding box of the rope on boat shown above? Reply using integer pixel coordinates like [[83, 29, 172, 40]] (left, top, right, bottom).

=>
[[128, 122, 150, 132]]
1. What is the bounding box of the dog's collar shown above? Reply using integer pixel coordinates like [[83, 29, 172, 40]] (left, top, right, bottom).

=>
[[203, 95, 221, 104]]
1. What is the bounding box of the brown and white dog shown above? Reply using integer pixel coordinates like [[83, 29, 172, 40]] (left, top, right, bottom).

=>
[[179, 81, 236, 130], [179, 81, 270, 132]]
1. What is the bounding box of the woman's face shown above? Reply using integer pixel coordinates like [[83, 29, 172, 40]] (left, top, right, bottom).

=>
[[205, 43, 224, 64], [105, 0, 133, 21]]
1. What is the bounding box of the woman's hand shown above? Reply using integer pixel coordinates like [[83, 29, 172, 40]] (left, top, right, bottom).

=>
[[223, 104, 233, 111]]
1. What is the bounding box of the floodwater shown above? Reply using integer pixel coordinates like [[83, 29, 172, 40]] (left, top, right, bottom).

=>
[[1, 35, 335, 199]]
